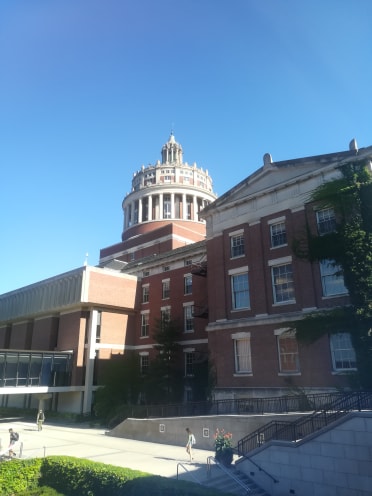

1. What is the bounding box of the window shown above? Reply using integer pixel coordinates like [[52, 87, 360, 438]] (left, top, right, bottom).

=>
[[320, 260, 348, 296], [184, 304, 194, 332], [185, 259, 192, 266], [230, 233, 245, 258], [163, 265, 170, 272], [140, 354, 149, 374], [233, 337, 252, 373], [330, 333, 357, 371], [231, 273, 250, 309], [272, 263, 295, 303], [316, 208, 336, 235], [161, 307, 171, 326], [277, 331, 300, 373], [142, 285, 149, 303], [162, 280, 170, 299], [270, 222, 287, 247], [185, 352, 195, 376], [184, 274, 192, 295], [141, 313, 149, 337]]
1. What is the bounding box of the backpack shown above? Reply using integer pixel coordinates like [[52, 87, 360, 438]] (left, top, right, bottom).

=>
[[191, 434, 196, 445], [13, 432, 19, 441]]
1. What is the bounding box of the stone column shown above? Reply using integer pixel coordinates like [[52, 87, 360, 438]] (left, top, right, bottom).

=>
[[148, 195, 153, 221], [193, 195, 198, 221], [159, 193, 163, 220], [182, 193, 187, 220], [171, 193, 175, 219], [138, 197, 143, 224]]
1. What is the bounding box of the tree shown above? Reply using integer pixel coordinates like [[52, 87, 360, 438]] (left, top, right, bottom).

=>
[[292, 159, 372, 388]]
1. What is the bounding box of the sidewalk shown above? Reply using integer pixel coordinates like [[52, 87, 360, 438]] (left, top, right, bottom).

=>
[[0, 419, 215, 482]]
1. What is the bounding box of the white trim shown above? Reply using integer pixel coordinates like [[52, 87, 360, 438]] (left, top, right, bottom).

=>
[[231, 331, 251, 339], [229, 228, 244, 236], [183, 301, 194, 307], [184, 347, 195, 353], [274, 327, 292, 336], [267, 216, 286, 225], [228, 266, 249, 275], [268, 255, 292, 266], [139, 351, 149, 356]]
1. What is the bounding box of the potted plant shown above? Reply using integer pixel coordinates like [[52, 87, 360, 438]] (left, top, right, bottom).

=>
[[214, 428, 234, 467]]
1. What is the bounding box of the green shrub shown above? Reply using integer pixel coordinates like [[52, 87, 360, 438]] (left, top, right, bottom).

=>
[[39, 456, 148, 496], [0, 458, 42, 495], [16, 486, 65, 496]]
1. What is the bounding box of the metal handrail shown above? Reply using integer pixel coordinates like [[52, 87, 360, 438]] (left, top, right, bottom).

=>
[[237, 391, 372, 456], [176, 462, 202, 485], [207, 456, 252, 494]]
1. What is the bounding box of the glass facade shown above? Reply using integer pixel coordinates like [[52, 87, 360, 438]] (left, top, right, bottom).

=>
[[0, 351, 72, 388]]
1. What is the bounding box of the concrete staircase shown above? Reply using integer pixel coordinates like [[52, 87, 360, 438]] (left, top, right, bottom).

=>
[[203, 466, 270, 495]]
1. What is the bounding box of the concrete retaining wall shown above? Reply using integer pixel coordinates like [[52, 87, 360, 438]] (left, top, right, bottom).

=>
[[107, 412, 305, 450]]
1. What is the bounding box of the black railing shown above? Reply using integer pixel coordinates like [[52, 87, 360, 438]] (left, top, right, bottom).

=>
[[237, 391, 372, 456], [110, 391, 357, 427]]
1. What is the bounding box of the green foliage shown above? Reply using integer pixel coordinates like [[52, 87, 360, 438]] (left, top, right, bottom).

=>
[[0, 458, 42, 495], [0, 456, 230, 496], [292, 159, 372, 388], [94, 352, 142, 421], [39, 456, 148, 496]]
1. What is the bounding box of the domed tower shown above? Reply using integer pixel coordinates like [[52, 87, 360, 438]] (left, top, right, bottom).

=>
[[121, 133, 217, 241]]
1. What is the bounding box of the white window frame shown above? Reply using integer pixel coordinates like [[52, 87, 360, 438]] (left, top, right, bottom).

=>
[[184, 274, 192, 295], [183, 303, 194, 332], [270, 221, 287, 248], [275, 329, 300, 374], [232, 332, 252, 374], [162, 279, 170, 299], [184, 350, 195, 376], [330, 333, 357, 372], [139, 352, 149, 374], [140, 311, 149, 338], [316, 207, 336, 235], [230, 231, 245, 258], [319, 259, 348, 297], [270, 261, 295, 304], [229, 268, 250, 310], [142, 284, 149, 303]]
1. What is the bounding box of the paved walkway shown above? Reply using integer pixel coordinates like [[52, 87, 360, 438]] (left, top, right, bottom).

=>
[[0, 419, 216, 482]]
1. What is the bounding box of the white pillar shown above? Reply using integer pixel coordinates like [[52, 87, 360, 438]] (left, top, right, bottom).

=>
[[182, 193, 187, 220], [138, 198, 143, 223], [193, 195, 198, 221], [83, 309, 98, 414], [148, 195, 152, 221], [159, 193, 163, 219], [131, 201, 135, 226], [171, 192, 175, 219]]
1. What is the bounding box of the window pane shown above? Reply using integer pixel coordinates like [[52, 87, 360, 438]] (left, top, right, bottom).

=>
[[330, 333, 357, 370], [316, 208, 336, 235], [271, 222, 287, 247], [272, 264, 294, 303], [231, 234, 245, 258], [320, 260, 348, 296], [278, 333, 300, 373], [234, 338, 252, 373], [231, 273, 250, 309]]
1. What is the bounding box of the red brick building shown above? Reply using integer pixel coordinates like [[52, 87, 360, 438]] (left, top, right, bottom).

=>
[[0, 135, 371, 413]]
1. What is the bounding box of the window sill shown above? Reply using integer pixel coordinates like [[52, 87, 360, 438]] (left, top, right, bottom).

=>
[[278, 372, 301, 376], [140, 335, 149, 339], [321, 293, 349, 300], [272, 300, 296, 306], [331, 369, 357, 375], [231, 307, 251, 312], [230, 255, 245, 260], [270, 244, 288, 250], [184, 330, 194, 334], [233, 373, 253, 377]]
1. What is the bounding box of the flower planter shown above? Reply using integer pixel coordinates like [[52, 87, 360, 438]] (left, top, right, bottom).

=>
[[215, 448, 234, 467]]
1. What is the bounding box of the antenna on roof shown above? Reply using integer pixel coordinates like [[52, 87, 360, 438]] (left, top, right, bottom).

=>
[[84, 253, 89, 266]]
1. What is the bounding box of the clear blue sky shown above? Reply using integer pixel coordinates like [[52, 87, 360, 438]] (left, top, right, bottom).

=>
[[1, 0, 372, 295]]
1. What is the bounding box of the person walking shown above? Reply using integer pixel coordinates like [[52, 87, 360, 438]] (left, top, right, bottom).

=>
[[37, 409, 45, 431], [185, 427, 195, 461], [8, 428, 19, 457]]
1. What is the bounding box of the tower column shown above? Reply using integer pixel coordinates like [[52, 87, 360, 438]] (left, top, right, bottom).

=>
[[193, 195, 198, 221], [171, 193, 175, 219], [182, 193, 187, 220], [148, 195, 152, 221], [138, 198, 143, 223], [159, 193, 163, 220], [131, 201, 135, 226]]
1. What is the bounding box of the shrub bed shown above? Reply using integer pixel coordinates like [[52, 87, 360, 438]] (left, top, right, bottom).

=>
[[0, 456, 228, 495]]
